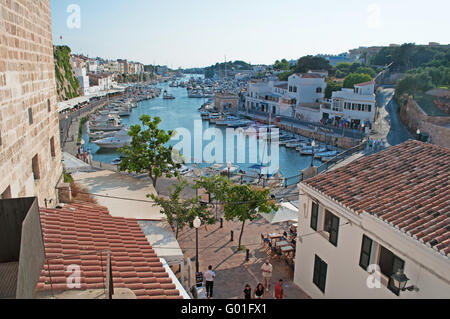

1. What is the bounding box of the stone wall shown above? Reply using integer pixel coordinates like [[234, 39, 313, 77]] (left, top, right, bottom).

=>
[[0, 0, 63, 207], [399, 96, 450, 149]]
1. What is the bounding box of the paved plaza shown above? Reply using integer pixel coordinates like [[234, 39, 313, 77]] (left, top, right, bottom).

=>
[[177, 215, 310, 299]]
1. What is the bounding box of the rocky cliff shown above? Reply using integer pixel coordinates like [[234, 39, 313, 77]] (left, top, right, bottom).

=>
[[54, 45, 80, 101]]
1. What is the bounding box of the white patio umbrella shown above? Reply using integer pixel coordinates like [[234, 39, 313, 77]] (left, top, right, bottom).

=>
[[259, 202, 299, 224]]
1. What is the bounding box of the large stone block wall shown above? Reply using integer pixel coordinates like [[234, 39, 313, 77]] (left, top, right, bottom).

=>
[[399, 96, 450, 149], [0, 0, 63, 207]]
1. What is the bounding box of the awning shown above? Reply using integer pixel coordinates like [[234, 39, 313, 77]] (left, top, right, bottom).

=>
[[259, 202, 298, 224]]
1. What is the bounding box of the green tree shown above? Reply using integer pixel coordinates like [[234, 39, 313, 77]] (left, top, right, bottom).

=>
[[278, 70, 294, 81], [118, 115, 181, 188], [274, 59, 290, 71], [325, 80, 343, 99], [354, 66, 377, 78], [395, 72, 433, 98], [194, 175, 230, 220], [150, 177, 214, 238], [293, 55, 332, 74], [224, 185, 277, 251], [343, 73, 373, 89]]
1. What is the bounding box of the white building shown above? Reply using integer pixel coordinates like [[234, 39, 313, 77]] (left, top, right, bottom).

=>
[[322, 81, 376, 127], [75, 67, 90, 96], [288, 72, 327, 122], [294, 140, 450, 299]]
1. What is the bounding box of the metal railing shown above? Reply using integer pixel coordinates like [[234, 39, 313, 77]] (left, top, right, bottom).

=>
[[316, 142, 366, 174]]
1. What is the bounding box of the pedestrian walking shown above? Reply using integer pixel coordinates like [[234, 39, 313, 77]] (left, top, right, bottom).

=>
[[274, 279, 285, 299], [261, 260, 273, 291], [243, 284, 252, 300], [204, 265, 215, 299]]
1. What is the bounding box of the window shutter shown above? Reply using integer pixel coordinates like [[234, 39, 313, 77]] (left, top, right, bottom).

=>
[[359, 235, 373, 270], [388, 256, 405, 295], [329, 214, 340, 246], [310, 202, 318, 231], [313, 255, 328, 293]]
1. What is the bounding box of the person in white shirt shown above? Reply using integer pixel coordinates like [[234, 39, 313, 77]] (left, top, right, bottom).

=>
[[204, 265, 216, 299], [261, 260, 273, 291]]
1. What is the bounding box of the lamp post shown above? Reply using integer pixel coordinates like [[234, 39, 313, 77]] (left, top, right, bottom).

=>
[[227, 161, 232, 180], [416, 129, 421, 141], [193, 216, 202, 274], [391, 269, 418, 293], [310, 140, 316, 167]]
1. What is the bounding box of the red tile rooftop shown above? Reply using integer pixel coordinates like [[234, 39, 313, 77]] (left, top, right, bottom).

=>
[[355, 81, 375, 87], [37, 203, 182, 299], [302, 140, 450, 257]]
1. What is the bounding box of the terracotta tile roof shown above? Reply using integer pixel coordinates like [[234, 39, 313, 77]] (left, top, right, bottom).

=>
[[303, 140, 450, 257], [355, 81, 375, 87], [295, 73, 325, 79], [36, 203, 182, 299]]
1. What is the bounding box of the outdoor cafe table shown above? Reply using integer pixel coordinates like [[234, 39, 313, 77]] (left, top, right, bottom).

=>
[[275, 241, 290, 248], [268, 233, 282, 244], [281, 245, 295, 257]]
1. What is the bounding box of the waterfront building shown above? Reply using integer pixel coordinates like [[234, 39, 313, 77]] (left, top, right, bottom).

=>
[[88, 73, 114, 92], [0, 0, 63, 207], [118, 59, 128, 74], [322, 81, 376, 127], [288, 72, 327, 122], [214, 93, 240, 112], [294, 140, 450, 299]]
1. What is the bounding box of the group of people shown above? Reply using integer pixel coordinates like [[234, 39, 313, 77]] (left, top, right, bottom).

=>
[[77, 146, 91, 164], [201, 260, 286, 299], [366, 138, 385, 152], [242, 260, 285, 299]]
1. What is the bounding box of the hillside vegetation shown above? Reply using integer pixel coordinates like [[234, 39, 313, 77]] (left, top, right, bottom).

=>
[[54, 45, 80, 101]]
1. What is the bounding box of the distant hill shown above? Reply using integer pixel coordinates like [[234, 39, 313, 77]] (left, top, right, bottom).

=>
[[54, 45, 80, 101], [204, 60, 252, 78]]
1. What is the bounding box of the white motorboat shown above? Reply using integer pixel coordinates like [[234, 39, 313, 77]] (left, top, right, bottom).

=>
[[94, 129, 131, 149]]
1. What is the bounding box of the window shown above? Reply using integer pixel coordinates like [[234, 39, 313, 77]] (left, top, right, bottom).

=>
[[368, 105, 372, 112], [293, 86, 297, 93], [310, 202, 319, 230], [324, 210, 340, 246], [28, 108, 33, 125], [359, 235, 373, 270], [32, 154, 40, 180], [0, 130, 2, 146], [47, 99, 51, 112], [313, 255, 328, 293], [50, 137, 56, 157], [1, 186, 11, 199], [316, 87, 322, 93], [358, 235, 406, 295]]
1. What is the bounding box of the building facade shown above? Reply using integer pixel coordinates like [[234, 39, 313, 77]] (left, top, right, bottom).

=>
[[322, 81, 376, 127], [0, 0, 63, 207], [294, 141, 450, 299]]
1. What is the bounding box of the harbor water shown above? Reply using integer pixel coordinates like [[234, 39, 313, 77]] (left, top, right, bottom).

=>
[[82, 76, 322, 181]]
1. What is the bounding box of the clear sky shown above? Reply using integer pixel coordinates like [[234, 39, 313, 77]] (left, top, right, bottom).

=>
[[50, 0, 450, 68]]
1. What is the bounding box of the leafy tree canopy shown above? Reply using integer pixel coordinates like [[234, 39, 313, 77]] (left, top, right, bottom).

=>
[[343, 73, 373, 89], [118, 115, 181, 188]]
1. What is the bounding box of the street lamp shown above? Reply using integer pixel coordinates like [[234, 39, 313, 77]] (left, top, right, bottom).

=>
[[227, 161, 232, 180], [193, 216, 202, 274], [310, 140, 316, 167], [391, 269, 418, 293], [416, 129, 421, 141]]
